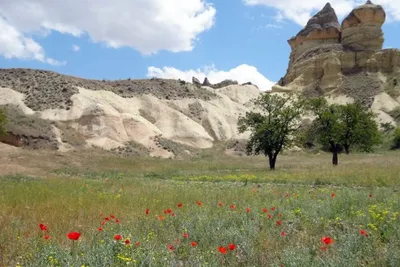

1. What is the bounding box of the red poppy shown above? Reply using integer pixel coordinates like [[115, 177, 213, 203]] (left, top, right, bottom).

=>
[[39, 223, 47, 231], [285, 193, 290, 197], [276, 220, 282, 226], [115, 219, 120, 224], [360, 229, 369, 237], [167, 244, 174, 251], [105, 217, 110, 221], [218, 202, 223, 207], [262, 208, 268, 213], [110, 215, 115, 219], [135, 241, 141, 247], [278, 213, 283, 217], [171, 213, 175, 217], [321, 236, 334, 245], [145, 208, 150, 215], [246, 208, 251, 213], [271, 207, 276, 211], [196, 201, 203, 206], [369, 194, 373, 198], [157, 215, 165, 221], [44, 235, 51, 240], [114, 234, 123, 241], [321, 246, 327, 251], [177, 203, 183, 208], [280, 231, 287, 236], [183, 232, 189, 238], [125, 239, 131, 245], [191, 241, 197, 247], [228, 243, 236, 251], [97, 227, 103, 231], [101, 221, 106, 225], [268, 214, 273, 219], [331, 192, 336, 198], [218, 246, 227, 254], [67, 232, 81, 241], [164, 209, 173, 214], [230, 204, 236, 210]]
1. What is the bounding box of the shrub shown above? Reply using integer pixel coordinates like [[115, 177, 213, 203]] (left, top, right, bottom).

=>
[[392, 128, 400, 149]]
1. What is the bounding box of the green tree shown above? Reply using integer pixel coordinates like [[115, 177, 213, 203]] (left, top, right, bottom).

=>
[[392, 128, 400, 150], [308, 98, 381, 165], [0, 109, 6, 136], [238, 93, 304, 170]]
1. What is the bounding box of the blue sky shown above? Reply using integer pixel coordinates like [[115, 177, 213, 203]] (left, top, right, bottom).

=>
[[1, 0, 399, 91]]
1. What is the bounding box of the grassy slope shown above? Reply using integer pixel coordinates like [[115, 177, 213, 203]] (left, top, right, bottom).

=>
[[0, 150, 399, 266]]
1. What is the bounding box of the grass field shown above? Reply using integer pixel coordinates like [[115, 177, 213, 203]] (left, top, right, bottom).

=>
[[0, 149, 399, 266]]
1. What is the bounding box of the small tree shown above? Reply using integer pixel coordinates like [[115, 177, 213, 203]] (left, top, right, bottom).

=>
[[308, 98, 381, 165], [0, 109, 6, 136], [238, 93, 304, 170], [392, 128, 400, 150]]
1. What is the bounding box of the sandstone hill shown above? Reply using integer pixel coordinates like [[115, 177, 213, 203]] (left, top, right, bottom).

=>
[[273, 1, 400, 126], [0, 68, 260, 157]]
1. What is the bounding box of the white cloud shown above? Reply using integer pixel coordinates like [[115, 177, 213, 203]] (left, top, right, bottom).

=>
[[0, 17, 64, 66], [243, 0, 400, 26], [147, 64, 275, 91], [0, 0, 216, 56], [72, 45, 80, 52]]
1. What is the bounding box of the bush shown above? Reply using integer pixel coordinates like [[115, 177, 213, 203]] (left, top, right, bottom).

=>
[[0, 109, 7, 135], [392, 128, 400, 149]]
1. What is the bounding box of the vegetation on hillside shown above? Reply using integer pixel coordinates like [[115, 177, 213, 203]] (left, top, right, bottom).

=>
[[238, 93, 304, 170], [392, 128, 400, 149], [0, 108, 7, 136]]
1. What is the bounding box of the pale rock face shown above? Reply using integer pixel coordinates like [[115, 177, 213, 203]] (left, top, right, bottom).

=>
[[341, 1, 386, 51]]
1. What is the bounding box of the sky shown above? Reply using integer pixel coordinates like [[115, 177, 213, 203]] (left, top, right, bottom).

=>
[[1, 0, 400, 91]]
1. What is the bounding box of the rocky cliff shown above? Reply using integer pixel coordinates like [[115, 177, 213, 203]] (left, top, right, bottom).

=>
[[274, 1, 400, 126], [0, 68, 260, 157]]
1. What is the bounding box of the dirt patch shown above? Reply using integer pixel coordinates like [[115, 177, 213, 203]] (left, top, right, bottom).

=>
[[0, 68, 217, 111]]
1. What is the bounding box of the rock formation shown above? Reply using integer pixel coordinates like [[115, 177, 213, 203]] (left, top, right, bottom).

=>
[[202, 77, 212, 87], [274, 1, 400, 126]]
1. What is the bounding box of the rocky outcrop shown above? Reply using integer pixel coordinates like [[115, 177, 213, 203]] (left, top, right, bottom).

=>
[[192, 77, 201, 87], [202, 77, 212, 87], [288, 3, 340, 64], [341, 0, 386, 51], [274, 1, 400, 126]]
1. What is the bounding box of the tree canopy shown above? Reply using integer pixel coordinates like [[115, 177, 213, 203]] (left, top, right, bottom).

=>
[[307, 98, 381, 165], [238, 93, 304, 170]]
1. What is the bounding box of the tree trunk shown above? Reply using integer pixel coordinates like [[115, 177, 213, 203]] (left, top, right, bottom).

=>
[[330, 142, 339, 165], [344, 144, 350, 155], [268, 154, 276, 170]]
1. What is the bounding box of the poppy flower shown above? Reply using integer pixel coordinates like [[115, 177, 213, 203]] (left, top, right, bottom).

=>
[[369, 194, 373, 198], [191, 241, 197, 247], [39, 223, 47, 231], [321, 236, 334, 245], [135, 241, 141, 247], [145, 208, 150, 215], [164, 209, 173, 214], [228, 243, 236, 251], [177, 203, 183, 208], [278, 213, 283, 217], [268, 214, 273, 219], [271, 207, 276, 211], [157, 215, 165, 221], [196, 201, 203, 206], [331, 192, 336, 198], [115, 219, 120, 224], [280, 231, 287, 236], [218, 202, 223, 207], [171, 213, 175, 217], [125, 239, 131, 245], [262, 208, 268, 213], [183, 232, 189, 238], [360, 229, 369, 237], [167, 244, 174, 251], [101, 221, 106, 225], [218, 246, 227, 254], [105, 217, 110, 221], [67, 232, 81, 241], [97, 227, 103, 231], [276, 220, 282, 226], [285, 193, 290, 197], [230, 204, 236, 210], [114, 234, 123, 241], [110, 215, 115, 219], [44, 235, 51, 240], [246, 208, 251, 213]]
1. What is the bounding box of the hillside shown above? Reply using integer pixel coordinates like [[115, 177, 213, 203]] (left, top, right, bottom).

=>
[[0, 68, 260, 157]]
